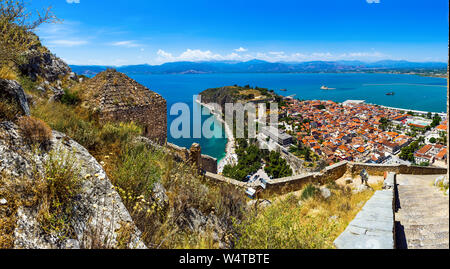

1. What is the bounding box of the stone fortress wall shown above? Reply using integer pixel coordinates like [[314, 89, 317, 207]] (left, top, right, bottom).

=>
[[103, 100, 167, 144], [204, 161, 447, 198], [166, 142, 218, 174]]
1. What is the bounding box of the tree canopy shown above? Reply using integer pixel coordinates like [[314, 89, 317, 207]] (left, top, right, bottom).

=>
[[0, 0, 57, 65]]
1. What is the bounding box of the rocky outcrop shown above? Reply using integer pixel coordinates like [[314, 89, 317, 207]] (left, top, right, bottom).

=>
[[0, 79, 31, 117], [0, 121, 146, 249], [19, 44, 71, 82], [176, 207, 231, 249]]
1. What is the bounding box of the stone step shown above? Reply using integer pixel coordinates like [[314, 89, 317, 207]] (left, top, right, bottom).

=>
[[397, 200, 449, 206], [403, 231, 449, 243], [396, 213, 449, 220], [397, 207, 449, 214], [397, 193, 446, 199], [397, 187, 443, 193], [398, 189, 445, 194], [396, 217, 450, 226], [407, 240, 450, 249], [397, 205, 449, 211], [401, 223, 450, 233], [397, 192, 446, 199]]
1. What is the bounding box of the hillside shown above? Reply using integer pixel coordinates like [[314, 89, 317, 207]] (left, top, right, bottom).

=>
[[0, 20, 246, 248], [199, 85, 277, 110], [70, 60, 448, 76]]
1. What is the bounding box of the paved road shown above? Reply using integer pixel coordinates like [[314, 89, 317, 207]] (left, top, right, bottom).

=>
[[395, 174, 449, 249]]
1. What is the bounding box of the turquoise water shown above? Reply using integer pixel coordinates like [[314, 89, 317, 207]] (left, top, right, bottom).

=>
[[127, 73, 447, 161]]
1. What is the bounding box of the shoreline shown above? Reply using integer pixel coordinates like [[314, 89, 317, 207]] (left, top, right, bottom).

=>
[[195, 98, 237, 173]]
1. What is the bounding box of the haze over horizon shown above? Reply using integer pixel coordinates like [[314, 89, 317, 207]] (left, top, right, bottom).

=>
[[30, 0, 449, 66]]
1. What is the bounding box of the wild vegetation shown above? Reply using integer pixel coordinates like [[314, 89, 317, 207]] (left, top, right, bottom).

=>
[[235, 181, 382, 249], [0, 1, 385, 249], [223, 138, 292, 181]]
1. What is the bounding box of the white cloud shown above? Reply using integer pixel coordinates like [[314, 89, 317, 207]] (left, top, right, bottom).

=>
[[36, 21, 89, 47], [111, 40, 141, 48], [366, 0, 380, 3], [66, 0, 80, 4], [156, 49, 245, 63], [234, 47, 248, 52], [154, 48, 388, 64]]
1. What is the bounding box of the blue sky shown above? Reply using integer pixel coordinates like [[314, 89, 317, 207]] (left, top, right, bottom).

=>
[[30, 0, 448, 66]]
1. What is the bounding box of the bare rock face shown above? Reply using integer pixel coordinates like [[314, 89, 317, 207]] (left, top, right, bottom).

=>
[[19, 48, 71, 82], [177, 207, 230, 249], [0, 79, 31, 117], [0, 122, 146, 249]]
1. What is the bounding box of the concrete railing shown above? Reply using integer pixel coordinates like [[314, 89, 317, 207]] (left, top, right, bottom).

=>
[[334, 172, 397, 249]]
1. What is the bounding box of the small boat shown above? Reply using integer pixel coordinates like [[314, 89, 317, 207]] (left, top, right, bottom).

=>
[[386, 92, 395, 96], [320, 85, 336, 90], [280, 88, 287, 92]]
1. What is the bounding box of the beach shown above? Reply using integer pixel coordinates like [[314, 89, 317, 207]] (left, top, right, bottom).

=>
[[195, 98, 237, 173]]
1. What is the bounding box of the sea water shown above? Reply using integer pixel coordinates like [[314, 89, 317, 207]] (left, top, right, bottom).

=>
[[127, 73, 447, 161]]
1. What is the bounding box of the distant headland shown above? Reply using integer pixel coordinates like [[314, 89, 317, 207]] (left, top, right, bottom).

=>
[[70, 59, 448, 78]]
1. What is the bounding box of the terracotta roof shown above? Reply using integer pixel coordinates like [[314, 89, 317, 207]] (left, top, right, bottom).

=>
[[416, 144, 432, 155], [436, 148, 447, 160]]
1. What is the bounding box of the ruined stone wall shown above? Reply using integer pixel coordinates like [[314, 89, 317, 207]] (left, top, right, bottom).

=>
[[203, 161, 447, 198], [201, 154, 218, 174], [166, 143, 218, 174], [347, 162, 447, 178], [102, 99, 167, 145], [204, 172, 250, 188], [259, 161, 348, 198], [167, 142, 189, 162]]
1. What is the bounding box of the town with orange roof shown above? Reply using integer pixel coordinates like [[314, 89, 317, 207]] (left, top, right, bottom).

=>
[[278, 98, 448, 167]]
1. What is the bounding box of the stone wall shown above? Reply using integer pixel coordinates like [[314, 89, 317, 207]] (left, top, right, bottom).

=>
[[202, 160, 447, 198], [279, 149, 305, 175], [102, 100, 167, 145], [258, 161, 348, 198], [204, 172, 250, 188], [166, 142, 218, 174], [167, 142, 189, 162], [201, 154, 218, 174], [347, 162, 447, 178]]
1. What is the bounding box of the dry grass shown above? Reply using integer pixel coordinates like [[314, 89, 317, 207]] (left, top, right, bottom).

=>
[[28, 88, 247, 249], [34, 149, 82, 241], [0, 65, 18, 80], [234, 181, 382, 249], [239, 89, 262, 98], [0, 98, 21, 122], [0, 171, 43, 249], [104, 142, 247, 249], [17, 116, 53, 149]]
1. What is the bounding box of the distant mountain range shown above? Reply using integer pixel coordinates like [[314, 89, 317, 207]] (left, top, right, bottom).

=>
[[70, 59, 447, 76]]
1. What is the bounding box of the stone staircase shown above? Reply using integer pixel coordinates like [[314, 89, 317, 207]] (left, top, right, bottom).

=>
[[395, 174, 449, 249]]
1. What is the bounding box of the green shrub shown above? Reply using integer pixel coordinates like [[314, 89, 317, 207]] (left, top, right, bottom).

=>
[[112, 143, 163, 204], [17, 75, 38, 93], [35, 149, 82, 240], [234, 200, 335, 249], [100, 122, 142, 145], [0, 99, 21, 121], [301, 184, 319, 200], [60, 89, 81, 106]]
